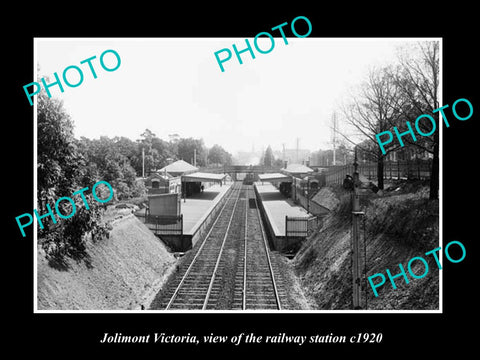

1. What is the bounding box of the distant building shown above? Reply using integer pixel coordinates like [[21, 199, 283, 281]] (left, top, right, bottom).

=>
[[356, 139, 433, 162], [281, 149, 311, 165]]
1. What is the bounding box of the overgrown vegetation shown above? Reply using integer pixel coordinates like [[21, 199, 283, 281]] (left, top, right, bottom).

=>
[[37, 92, 111, 264], [294, 180, 439, 310], [365, 191, 438, 251], [37, 89, 234, 265]]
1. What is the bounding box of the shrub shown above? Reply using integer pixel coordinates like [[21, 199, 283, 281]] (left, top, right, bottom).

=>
[[39, 193, 110, 262]]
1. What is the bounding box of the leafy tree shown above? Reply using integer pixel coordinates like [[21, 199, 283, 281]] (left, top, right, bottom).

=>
[[152, 136, 174, 169], [41, 191, 109, 261], [37, 92, 109, 260], [37, 92, 80, 212], [113, 136, 139, 164], [138, 129, 158, 174], [207, 144, 232, 166], [177, 137, 206, 167], [77, 136, 145, 199]]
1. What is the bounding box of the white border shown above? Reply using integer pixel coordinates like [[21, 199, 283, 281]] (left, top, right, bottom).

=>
[[33, 37, 443, 314], [33, 38, 39, 313]]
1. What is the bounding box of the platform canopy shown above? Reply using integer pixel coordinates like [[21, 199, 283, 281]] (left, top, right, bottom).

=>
[[181, 172, 227, 183], [258, 173, 292, 183], [281, 163, 313, 175]]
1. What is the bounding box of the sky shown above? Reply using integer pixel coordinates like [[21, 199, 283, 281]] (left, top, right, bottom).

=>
[[35, 37, 417, 155]]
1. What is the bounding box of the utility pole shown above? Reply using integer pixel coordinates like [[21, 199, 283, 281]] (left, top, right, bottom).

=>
[[142, 147, 145, 178], [194, 148, 197, 167], [332, 112, 337, 166], [351, 147, 364, 309], [296, 138, 299, 164]]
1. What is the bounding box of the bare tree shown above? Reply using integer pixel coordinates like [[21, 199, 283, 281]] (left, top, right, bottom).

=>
[[392, 41, 440, 200], [339, 66, 406, 189]]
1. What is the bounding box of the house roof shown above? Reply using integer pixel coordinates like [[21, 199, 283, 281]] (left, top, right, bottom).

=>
[[158, 159, 199, 174], [148, 172, 173, 180]]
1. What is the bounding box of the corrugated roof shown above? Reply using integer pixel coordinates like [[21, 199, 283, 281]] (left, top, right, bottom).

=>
[[258, 173, 292, 182], [158, 159, 199, 173], [181, 172, 226, 182]]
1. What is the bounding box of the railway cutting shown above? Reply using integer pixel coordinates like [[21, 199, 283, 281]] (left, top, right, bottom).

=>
[[151, 183, 286, 310]]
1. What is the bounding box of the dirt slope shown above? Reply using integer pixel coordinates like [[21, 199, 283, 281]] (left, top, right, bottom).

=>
[[37, 214, 176, 310], [311, 186, 341, 211], [294, 181, 439, 310]]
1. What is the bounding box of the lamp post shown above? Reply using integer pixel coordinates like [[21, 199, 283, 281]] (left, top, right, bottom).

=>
[[293, 176, 296, 203], [307, 177, 310, 214]]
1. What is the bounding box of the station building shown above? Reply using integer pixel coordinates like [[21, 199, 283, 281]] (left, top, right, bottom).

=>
[[144, 159, 228, 221], [145, 172, 181, 195]]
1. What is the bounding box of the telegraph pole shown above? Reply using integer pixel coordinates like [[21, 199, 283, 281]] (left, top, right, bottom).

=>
[[296, 138, 299, 164], [142, 147, 145, 178], [332, 112, 337, 166], [351, 147, 364, 309]]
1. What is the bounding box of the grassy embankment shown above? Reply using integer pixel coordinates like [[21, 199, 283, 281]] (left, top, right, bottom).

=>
[[294, 181, 439, 310], [37, 206, 176, 310]]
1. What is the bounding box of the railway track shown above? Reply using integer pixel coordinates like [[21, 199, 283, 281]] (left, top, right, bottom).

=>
[[241, 186, 282, 310], [160, 182, 282, 310]]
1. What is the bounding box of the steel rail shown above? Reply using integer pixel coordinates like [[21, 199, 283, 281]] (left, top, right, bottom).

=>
[[164, 184, 241, 310], [253, 186, 282, 310], [201, 187, 242, 310], [242, 187, 248, 310]]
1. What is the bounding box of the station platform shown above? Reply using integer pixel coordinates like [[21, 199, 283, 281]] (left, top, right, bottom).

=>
[[254, 182, 311, 252], [138, 182, 233, 252], [181, 182, 232, 236]]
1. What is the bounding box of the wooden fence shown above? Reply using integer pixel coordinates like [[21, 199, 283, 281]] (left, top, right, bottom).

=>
[[285, 216, 309, 239], [293, 188, 330, 217], [137, 210, 183, 236], [324, 160, 432, 186]]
